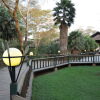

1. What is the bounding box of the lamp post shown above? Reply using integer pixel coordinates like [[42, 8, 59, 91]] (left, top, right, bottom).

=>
[[26, 52, 33, 67], [29, 52, 33, 56], [58, 50, 61, 55], [2, 48, 22, 100]]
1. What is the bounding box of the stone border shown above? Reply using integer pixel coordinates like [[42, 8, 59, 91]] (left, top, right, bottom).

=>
[[26, 71, 33, 100]]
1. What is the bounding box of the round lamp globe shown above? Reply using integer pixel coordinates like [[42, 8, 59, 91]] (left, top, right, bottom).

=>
[[3, 48, 22, 66], [29, 52, 33, 56], [58, 50, 61, 53]]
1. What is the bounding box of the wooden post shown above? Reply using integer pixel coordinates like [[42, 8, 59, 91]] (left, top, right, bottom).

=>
[[54, 67, 58, 71], [92, 63, 96, 66], [68, 63, 71, 67], [92, 54, 96, 66]]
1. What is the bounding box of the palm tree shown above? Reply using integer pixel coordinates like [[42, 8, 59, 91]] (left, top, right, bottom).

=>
[[53, 0, 75, 55]]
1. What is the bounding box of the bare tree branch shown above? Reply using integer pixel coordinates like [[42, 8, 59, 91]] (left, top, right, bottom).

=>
[[13, 0, 19, 13], [1, 0, 13, 14], [18, 7, 27, 24], [25, 0, 30, 43]]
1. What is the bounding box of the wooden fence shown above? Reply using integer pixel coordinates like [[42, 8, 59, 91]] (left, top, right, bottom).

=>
[[30, 54, 100, 72]]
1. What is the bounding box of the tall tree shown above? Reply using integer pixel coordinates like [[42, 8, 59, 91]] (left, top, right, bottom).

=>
[[29, 9, 54, 46], [19, 0, 39, 44], [1, 0, 38, 51], [1, 0, 23, 52], [53, 0, 75, 55]]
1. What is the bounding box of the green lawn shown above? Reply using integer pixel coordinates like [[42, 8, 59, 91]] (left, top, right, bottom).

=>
[[32, 66, 100, 100]]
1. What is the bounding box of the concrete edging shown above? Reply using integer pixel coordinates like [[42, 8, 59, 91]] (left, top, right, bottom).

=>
[[12, 95, 26, 100], [26, 71, 33, 100]]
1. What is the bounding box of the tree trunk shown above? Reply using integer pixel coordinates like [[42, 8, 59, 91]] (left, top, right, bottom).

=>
[[13, 16, 23, 52], [13, 0, 23, 52], [2, 0, 24, 52], [59, 23, 68, 55]]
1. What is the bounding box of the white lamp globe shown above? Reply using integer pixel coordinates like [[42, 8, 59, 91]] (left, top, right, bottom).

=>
[[58, 50, 61, 53], [3, 48, 22, 66], [29, 52, 33, 56]]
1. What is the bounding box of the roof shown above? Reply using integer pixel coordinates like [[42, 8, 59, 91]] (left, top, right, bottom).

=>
[[91, 32, 100, 41]]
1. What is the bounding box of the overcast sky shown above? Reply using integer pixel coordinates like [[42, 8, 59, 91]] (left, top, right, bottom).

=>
[[38, 0, 100, 32]]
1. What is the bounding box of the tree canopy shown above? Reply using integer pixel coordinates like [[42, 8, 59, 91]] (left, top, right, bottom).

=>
[[68, 31, 85, 51], [68, 30, 98, 53], [84, 36, 98, 52], [53, 0, 75, 26], [0, 6, 17, 41]]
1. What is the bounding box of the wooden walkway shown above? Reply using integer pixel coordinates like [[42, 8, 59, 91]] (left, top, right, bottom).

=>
[[30, 55, 100, 72]]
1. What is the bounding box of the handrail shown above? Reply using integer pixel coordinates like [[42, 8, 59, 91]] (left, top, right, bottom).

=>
[[30, 54, 100, 72]]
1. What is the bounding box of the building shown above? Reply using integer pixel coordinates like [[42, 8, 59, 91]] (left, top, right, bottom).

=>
[[91, 32, 100, 44], [91, 32, 100, 52]]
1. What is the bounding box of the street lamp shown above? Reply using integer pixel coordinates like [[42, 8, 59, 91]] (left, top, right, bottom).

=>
[[2, 48, 22, 99], [58, 50, 61, 54], [26, 52, 34, 66], [3, 48, 22, 66], [29, 52, 33, 56]]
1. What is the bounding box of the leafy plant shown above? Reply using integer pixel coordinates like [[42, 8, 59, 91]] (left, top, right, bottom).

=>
[[0, 6, 17, 41], [68, 30, 98, 52]]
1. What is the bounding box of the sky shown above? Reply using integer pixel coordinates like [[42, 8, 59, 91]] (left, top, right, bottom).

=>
[[38, 0, 100, 32]]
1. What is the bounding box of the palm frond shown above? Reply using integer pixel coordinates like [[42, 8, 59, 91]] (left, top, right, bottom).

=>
[[53, 0, 75, 26]]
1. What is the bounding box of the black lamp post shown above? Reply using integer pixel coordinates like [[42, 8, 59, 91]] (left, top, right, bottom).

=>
[[2, 48, 24, 100]]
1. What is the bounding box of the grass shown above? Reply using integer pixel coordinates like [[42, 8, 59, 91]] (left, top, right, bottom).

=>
[[32, 66, 100, 100]]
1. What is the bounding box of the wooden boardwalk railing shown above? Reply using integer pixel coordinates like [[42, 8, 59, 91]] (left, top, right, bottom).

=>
[[30, 54, 100, 72]]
